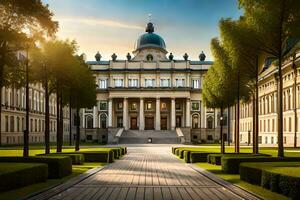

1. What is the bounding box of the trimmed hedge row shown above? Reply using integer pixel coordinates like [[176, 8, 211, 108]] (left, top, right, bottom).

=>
[[207, 153, 256, 165], [69, 151, 115, 163], [0, 156, 72, 178], [190, 152, 212, 163], [240, 162, 300, 200], [41, 153, 85, 165], [222, 156, 300, 174], [0, 163, 48, 192]]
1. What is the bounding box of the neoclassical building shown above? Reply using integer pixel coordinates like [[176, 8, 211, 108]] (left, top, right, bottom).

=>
[[231, 42, 300, 147], [83, 22, 228, 143]]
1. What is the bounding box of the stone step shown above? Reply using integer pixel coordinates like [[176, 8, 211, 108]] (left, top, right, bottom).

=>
[[118, 137, 180, 144]]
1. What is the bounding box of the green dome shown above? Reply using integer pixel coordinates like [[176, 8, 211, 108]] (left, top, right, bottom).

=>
[[135, 22, 166, 51]]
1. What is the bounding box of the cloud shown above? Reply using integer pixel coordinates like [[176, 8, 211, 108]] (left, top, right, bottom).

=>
[[56, 16, 144, 30]]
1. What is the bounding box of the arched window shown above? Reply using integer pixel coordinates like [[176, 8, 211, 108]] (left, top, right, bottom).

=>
[[207, 116, 214, 129], [85, 115, 93, 129], [146, 54, 153, 61], [100, 114, 107, 128], [192, 114, 200, 129]]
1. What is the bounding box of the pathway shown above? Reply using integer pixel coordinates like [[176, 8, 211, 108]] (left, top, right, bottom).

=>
[[29, 146, 260, 200]]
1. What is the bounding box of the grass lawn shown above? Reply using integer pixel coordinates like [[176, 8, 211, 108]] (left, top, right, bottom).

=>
[[0, 162, 106, 200], [195, 162, 289, 200]]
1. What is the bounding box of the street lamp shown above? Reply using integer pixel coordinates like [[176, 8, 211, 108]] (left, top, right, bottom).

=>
[[23, 44, 30, 157]]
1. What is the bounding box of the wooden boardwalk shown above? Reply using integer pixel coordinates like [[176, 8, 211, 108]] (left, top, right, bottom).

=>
[[31, 146, 260, 200]]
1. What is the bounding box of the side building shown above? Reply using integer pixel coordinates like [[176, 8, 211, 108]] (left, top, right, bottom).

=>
[[231, 42, 300, 147]]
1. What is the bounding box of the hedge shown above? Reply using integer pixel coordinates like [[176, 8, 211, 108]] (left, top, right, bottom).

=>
[[0, 163, 48, 192], [240, 162, 300, 200], [40, 153, 85, 165], [190, 152, 212, 163], [172, 147, 179, 154], [66, 151, 114, 163], [223, 156, 300, 174], [0, 156, 72, 178], [183, 151, 191, 163], [207, 153, 255, 165]]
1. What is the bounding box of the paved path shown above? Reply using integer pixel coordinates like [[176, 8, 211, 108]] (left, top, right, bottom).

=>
[[35, 146, 260, 200]]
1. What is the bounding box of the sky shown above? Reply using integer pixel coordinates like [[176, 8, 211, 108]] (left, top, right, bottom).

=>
[[42, 0, 242, 61]]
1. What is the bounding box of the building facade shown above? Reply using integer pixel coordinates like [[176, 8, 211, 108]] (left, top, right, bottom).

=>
[[0, 52, 70, 145], [83, 22, 228, 143], [231, 43, 300, 147]]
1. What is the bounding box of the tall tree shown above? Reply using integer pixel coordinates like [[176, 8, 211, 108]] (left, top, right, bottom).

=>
[[203, 38, 237, 154], [219, 18, 263, 154], [239, 0, 300, 158], [0, 0, 57, 155]]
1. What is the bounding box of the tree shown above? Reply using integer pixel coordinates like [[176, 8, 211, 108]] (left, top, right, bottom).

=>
[[239, 0, 300, 158], [0, 0, 58, 155], [219, 18, 263, 154], [30, 40, 76, 154], [203, 38, 237, 154], [65, 55, 96, 151]]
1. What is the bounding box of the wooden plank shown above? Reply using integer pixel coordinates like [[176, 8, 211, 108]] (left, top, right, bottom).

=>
[[135, 187, 145, 200]]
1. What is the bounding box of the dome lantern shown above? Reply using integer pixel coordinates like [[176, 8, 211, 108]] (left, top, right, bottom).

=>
[[183, 53, 189, 61], [111, 53, 117, 61], [169, 53, 174, 61], [126, 53, 132, 61]]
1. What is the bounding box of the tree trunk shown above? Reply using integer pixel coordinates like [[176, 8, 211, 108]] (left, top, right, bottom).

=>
[[0, 43, 5, 147], [0, 86, 2, 146], [59, 90, 63, 149], [277, 57, 284, 158], [235, 71, 240, 153], [220, 107, 225, 154], [69, 95, 72, 146], [75, 105, 80, 151], [254, 61, 259, 154], [56, 88, 61, 152], [24, 52, 29, 157], [252, 93, 256, 153], [44, 82, 50, 154]]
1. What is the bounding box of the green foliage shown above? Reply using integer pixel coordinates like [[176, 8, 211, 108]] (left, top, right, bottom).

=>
[[0, 163, 48, 192], [63, 151, 115, 163], [190, 152, 212, 163], [0, 156, 72, 178], [183, 151, 191, 163], [240, 162, 300, 200], [41, 153, 85, 165]]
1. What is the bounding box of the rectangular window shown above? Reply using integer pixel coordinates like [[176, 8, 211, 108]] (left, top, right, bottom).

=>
[[131, 102, 137, 110], [99, 101, 107, 111], [176, 78, 185, 87], [161, 102, 167, 111], [128, 79, 138, 87], [192, 79, 200, 89], [117, 102, 123, 110], [265, 136, 268, 144], [99, 79, 107, 89], [146, 101, 152, 110], [175, 102, 181, 110], [192, 101, 200, 111], [160, 79, 170, 87], [289, 117, 292, 132], [259, 136, 262, 144], [117, 116, 123, 128], [145, 79, 155, 87], [114, 79, 124, 87]]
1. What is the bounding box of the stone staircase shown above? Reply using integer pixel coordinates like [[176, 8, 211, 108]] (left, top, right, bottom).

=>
[[119, 130, 181, 144]]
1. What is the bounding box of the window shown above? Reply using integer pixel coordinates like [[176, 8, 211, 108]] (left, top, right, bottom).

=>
[[99, 79, 107, 89], [192, 114, 199, 128], [207, 135, 213, 140], [161, 102, 167, 111], [259, 136, 262, 144], [207, 116, 213, 129], [146, 101, 152, 110], [160, 79, 170, 87], [145, 79, 155, 87], [131, 102, 137, 110], [192, 79, 200, 89], [175, 102, 181, 110], [176, 79, 185, 87], [100, 114, 107, 128], [99, 102, 107, 111], [114, 79, 124, 87], [117, 116, 123, 128], [271, 136, 274, 144], [265, 136, 268, 144], [10, 116, 14, 132], [284, 136, 287, 144], [128, 79, 138, 87], [192, 101, 200, 111], [117, 102, 123, 110], [146, 54, 153, 61]]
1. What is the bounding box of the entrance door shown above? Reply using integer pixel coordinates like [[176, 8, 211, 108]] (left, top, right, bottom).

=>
[[145, 117, 154, 130], [176, 116, 181, 127], [131, 117, 137, 129], [161, 117, 167, 130]]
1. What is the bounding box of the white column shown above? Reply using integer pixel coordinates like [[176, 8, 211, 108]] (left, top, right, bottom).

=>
[[93, 106, 98, 128], [155, 98, 161, 130], [82, 109, 86, 128], [171, 98, 176, 130], [186, 98, 191, 127], [139, 98, 144, 130], [108, 98, 113, 127], [123, 98, 128, 130], [274, 93, 277, 113]]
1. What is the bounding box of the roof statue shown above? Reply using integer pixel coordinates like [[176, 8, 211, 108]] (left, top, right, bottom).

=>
[[95, 51, 101, 61], [199, 51, 206, 61]]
